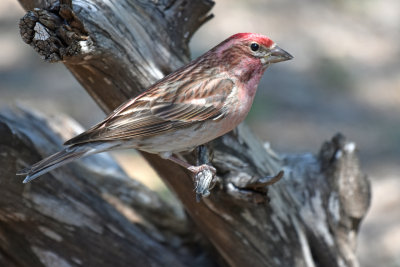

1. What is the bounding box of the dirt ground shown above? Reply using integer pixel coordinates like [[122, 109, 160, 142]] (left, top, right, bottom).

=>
[[1, 0, 399, 266]]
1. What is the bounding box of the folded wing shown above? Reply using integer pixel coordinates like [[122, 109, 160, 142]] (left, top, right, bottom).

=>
[[64, 77, 234, 145]]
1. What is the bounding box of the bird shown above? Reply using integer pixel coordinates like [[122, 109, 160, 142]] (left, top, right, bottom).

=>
[[17, 33, 293, 195]]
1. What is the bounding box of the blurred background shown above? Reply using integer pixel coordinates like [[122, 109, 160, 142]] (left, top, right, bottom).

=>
[[1, 0, 399, 266]]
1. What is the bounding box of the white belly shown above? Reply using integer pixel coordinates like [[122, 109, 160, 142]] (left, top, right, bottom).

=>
[[135, 121, 226, 153]]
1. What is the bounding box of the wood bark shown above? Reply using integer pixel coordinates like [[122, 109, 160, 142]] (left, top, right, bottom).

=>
[[0, 107, 221, 267], [0, 0, 371, 266]]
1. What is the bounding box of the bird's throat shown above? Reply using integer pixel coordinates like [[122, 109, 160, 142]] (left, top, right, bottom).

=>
[[241, 68, 264, 99]]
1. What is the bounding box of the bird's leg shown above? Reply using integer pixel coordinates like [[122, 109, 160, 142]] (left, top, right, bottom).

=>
[[163, 147, 216, 201], [196, 145, 208, 166], [192, 145, 217, 201]]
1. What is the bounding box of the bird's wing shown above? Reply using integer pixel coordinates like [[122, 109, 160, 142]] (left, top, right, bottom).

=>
[[64, 77, 234, 145]]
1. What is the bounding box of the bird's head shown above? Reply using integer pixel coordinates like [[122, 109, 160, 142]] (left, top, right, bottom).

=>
[[213, 33, 293, 70], [205, 33, 293, 97]]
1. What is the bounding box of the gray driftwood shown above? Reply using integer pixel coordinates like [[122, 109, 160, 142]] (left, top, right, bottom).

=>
[[0, 0, 371, 266], [0, 108, 217, 266]]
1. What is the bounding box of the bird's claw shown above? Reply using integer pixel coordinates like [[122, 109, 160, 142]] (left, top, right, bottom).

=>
[[188, 164, 216, 202]]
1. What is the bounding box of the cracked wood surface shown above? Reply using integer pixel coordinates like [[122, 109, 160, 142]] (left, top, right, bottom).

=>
[[1, 0, 372, 266]]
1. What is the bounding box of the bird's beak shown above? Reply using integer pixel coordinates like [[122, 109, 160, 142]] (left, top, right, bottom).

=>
[[266, 45, 293, 64]]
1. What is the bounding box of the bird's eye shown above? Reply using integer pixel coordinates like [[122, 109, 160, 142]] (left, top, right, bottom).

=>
[[250, 43, 259, 52]]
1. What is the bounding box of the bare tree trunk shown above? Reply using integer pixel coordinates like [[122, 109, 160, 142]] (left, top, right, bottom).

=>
[[0, 0, 371, 266]]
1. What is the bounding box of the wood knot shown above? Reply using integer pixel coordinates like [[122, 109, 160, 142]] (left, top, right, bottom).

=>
[[318, 132, 350, 170], [19, 6, 92, 62]]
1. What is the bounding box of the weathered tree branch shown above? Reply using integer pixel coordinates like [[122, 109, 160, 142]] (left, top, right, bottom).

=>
[[3, 0, 371, 266], [0, 107, 219, 266]]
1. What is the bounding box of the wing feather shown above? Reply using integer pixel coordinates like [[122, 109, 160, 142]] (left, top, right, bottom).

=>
[[64, 77, 234, 145]]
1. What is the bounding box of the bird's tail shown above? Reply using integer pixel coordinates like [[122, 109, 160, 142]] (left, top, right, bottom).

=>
[[17, 142, 117, 183]]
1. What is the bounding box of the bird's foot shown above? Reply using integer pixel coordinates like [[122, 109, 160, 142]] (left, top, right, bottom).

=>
[[188, 164, 217, 202], [164, 148, 217, 201]]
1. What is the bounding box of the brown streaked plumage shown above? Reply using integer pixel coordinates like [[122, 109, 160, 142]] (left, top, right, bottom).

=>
[[18, 33, 293, 185]]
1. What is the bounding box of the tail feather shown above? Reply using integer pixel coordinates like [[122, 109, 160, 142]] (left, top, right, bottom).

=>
[[17, 142, 117, 183]]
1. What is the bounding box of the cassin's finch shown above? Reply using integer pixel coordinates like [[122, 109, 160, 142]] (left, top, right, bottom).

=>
[[18, 33, 293, 196]]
